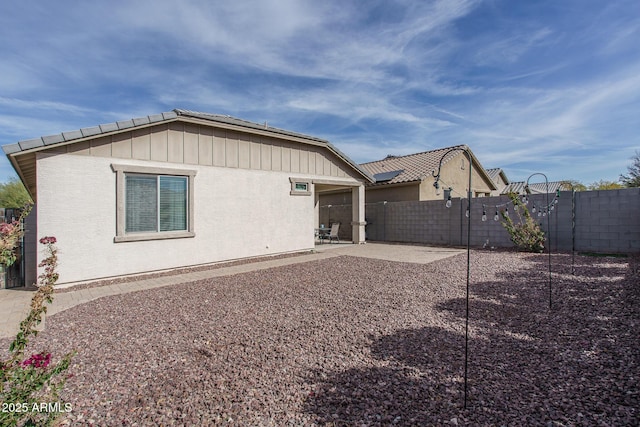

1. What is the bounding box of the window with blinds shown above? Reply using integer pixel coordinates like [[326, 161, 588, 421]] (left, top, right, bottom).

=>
[[125, 174, 188, 233]]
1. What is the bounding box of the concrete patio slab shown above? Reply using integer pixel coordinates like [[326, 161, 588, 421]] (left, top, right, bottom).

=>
[[315, 241, 465, 264]]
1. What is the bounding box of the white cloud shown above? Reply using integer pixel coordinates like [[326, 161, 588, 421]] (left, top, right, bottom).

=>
[[0, 0, 638, 185], [0, 98, 96, 115], [472, 27, 554, 66]]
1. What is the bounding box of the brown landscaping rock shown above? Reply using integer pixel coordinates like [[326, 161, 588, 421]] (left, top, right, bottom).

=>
[[2, 251, 637, 425]]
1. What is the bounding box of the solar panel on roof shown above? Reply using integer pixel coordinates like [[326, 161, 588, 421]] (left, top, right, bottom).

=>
[[373, 169, 403, 182]]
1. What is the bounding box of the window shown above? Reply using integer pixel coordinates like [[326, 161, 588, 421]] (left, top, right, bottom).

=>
[[290, 178, 311, 196], [112, 164, 196, 242], [125, 175, 187, 233]]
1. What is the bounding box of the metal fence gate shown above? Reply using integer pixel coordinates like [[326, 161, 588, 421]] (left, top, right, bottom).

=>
[[2, 208, 25, 289]]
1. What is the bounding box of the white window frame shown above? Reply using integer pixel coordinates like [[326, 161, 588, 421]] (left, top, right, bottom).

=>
[[111, 164, 196, 242]]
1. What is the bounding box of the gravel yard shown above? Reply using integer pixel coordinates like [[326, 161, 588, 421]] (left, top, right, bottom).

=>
[[2, 250, 638, 426]]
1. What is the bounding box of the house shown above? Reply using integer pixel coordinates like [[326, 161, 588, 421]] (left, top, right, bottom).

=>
[[501, 181, 569, 194], [486, 167, 569, 195], [486, 167, 510, 196], [3, 109, 373, 287], [320, 144, 497, 205]]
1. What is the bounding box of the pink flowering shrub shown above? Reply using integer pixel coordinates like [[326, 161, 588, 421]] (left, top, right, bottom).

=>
[[0, 221, 17, 234], [38, 236, 57, 245], [0, 236, 75, 426], [22, 352, 52, 369]]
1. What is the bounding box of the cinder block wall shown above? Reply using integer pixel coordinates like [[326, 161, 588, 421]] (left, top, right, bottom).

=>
[[573, 188, 640, 253], [319, 204, 352, 240], [324, 187, 640, 253]]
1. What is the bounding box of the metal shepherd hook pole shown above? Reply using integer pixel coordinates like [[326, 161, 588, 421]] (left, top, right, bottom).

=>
[[432, 146, 473, 409], [525, 173, 552, 309]]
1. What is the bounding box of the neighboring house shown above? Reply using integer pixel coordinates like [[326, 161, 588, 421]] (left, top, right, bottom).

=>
[[321, 144, 497, 205], [501, 181, 569, 195], [486, 167, 510, 196], [3, 109, 373, 286], [486, 167, 569, 195]]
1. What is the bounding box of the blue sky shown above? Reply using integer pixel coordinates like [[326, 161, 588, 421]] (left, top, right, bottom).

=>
[[1, 0, 639, 185]]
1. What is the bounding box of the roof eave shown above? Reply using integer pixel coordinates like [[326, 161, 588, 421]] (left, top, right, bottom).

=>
[[4, 109, 374, 189], [366, 178, 421, 188], [5, 155, 36, 201], [6, 112, 180, 157], [325, 142, 375, 184]]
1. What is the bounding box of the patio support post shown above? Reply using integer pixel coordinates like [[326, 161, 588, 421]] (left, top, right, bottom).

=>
[[351, 184, 366, 244], [314, 188, 320, 230]]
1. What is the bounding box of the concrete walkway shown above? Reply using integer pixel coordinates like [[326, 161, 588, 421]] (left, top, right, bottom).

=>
[[0, 243, 463, 339]]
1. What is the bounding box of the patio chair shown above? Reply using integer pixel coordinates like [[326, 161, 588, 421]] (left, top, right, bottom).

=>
[[327, 223, 340, 243]]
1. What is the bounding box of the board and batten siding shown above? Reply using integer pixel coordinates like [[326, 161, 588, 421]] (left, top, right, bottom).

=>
[[58, 122, 354, 178]]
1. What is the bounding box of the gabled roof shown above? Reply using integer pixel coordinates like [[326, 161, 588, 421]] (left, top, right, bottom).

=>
[[360, 144, 496, 190], [3, 109, 374, 199], [4, 109, 367, 169], [173, 110, 373, 183], [3, 111, 178, 155], [486, 167, 510, 185], [484, 168, 569, 194], [502, 181, 568, 194]]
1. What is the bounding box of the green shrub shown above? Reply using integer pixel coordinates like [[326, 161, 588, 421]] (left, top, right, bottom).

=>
[[500, 193, 546, 253]]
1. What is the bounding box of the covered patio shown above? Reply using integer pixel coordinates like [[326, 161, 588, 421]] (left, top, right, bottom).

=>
[[314, 180, 366, 244]]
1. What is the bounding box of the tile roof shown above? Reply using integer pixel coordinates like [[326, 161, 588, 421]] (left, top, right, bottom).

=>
[[486, 167, 509, 184], [360, 144, 493, 187], [372, 169, 404, 182], [361, 145, 465, 185], [502, 181, 568, 194], [483, 169, 569, 194]]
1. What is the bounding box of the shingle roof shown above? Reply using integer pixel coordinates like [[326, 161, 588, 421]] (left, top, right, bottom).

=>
[[360, 145, 495, 189]]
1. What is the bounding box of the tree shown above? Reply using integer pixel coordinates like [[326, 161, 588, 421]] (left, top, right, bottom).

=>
[[0, 178, 32, 208], [561, 180, 587, 191], [587, 180, 623, 190], [620, 150, 640, 187]]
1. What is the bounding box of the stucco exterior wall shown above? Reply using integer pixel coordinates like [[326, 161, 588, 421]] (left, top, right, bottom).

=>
[[363, 184, 420, 203], [489, 174, 509, 196], [36, 152, 346, 285], [433, 159, 494, 200]]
